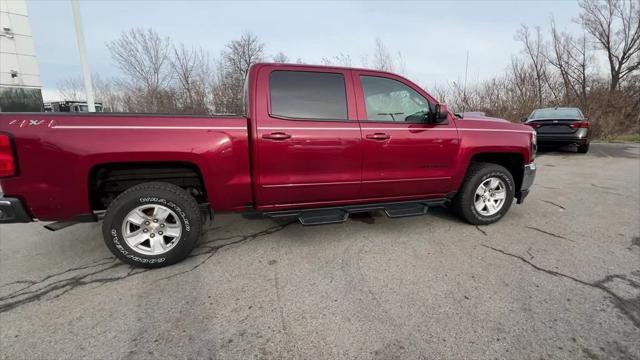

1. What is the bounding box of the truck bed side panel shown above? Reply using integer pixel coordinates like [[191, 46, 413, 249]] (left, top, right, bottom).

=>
[[0, 114, 251, 220]]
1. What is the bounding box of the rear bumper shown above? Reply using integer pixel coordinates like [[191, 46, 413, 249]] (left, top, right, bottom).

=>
[[537, 128, 589, 144], [517, 163, 536, 204], [0, 197, 33, 223]]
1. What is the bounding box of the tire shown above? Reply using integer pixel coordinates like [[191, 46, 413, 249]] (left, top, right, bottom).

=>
[[102, 182, 202, 268], [577, 142, 590, 153], [452, 162, 515, 225]]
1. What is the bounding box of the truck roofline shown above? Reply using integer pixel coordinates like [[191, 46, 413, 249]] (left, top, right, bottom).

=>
[[252, 62, 404, 80]]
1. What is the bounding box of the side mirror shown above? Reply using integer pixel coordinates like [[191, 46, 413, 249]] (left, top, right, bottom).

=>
[[433, 103, 449, 123], [520, 116, 528, 123]]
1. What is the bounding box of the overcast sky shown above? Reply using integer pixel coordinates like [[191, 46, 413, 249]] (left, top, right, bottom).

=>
[[27, 0, 586, 100]]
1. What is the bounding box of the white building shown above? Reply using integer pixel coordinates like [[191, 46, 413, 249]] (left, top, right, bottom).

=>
[[0, 0, 42, 111]]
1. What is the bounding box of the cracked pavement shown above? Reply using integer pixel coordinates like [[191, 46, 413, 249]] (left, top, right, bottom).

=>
[[1, 143, 639, 359]]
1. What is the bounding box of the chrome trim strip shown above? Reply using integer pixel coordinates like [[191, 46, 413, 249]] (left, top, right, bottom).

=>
[[52, 126, 246, 130], [262, 177, 451, 188], [263, 181, 360, 188], [52, 125, 531, 133], [258, 127, 359, 131], [364, 128, 456, 131], [364, 177, 451, 183], [259, 127, 530, 133], [457, 128, 533, 133]]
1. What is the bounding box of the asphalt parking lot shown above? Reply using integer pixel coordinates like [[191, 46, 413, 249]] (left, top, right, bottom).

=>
[[1, 142, 639, 360]]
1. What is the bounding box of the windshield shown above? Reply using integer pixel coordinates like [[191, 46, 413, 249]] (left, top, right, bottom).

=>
[[530, 108, 582, 120]]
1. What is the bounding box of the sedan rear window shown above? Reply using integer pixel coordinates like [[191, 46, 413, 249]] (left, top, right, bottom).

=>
[[530, 108, 582, 120]]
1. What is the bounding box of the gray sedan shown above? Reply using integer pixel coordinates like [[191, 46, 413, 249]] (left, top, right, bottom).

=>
[[522, 107, 591, 153]]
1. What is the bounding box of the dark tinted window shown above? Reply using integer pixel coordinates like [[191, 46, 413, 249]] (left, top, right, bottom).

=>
[[530, 108, 583, 120], [270, 71, 347, 120], [360, 76, 430, 122], [0, 87, 43, 112]]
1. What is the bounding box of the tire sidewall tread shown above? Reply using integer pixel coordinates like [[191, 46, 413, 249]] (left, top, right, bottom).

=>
[[453, 162, 515, 225], [102, 182, 202, 268]]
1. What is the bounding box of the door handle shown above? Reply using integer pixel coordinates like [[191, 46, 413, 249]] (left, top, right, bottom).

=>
[[366, 133, 391, 140], [262, 132, 291, 140]]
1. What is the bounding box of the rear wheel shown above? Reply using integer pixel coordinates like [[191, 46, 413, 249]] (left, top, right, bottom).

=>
[[102, 182, 202, 268], [577, 142, 590, 153], [452, 162, 515, 225]]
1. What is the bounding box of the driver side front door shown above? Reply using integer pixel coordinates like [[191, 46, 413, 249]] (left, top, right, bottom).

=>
[[354, 71, 460, 200]]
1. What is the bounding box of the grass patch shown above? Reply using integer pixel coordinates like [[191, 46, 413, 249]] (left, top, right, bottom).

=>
[[597, 134, 640, 143]]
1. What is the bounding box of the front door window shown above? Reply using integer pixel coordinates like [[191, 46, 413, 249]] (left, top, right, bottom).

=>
[[360, 76, 431, 122]]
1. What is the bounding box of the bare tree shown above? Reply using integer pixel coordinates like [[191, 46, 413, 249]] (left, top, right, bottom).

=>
[[57, 77, 84, 101], [395, 51, 407, 75], [211, 62, 242, 114], [578, 0, 640, 91], [321, 53, 353, 67], [508, 56, 542, 116], [58, 74, 124, 112], [272, 51, 290, 63], [171, 44, 212, 113], [372, 38, 395, 72], [106, 28, 174, 111], [547, 19, 591, 106], [213, 32, 265, 114], [221, 31, 264, 83], [516, 25, 548, 105]]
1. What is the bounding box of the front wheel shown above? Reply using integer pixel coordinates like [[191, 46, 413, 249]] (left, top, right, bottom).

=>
[[102, 182, 202, 268], [452, 162, 515, 225]]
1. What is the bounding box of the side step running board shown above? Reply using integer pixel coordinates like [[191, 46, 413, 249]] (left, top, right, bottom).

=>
[[384, 203, 428, 218], [44, 221, 78, 231], [263, 198, 447, 226], [298, 209, 348, 225]]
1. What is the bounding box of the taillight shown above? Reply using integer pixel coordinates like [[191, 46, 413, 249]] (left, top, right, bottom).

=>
[[526, 123, 541, 128], [570, 121, 590, 128], [531, 131, 537, 160], [0, 134, 16, 178]]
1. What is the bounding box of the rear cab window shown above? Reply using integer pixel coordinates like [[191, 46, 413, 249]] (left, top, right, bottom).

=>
[[269, 71, 348, 120]]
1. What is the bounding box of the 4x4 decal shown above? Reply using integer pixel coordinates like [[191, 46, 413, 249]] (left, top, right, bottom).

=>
[[8, 119, 55, 128]]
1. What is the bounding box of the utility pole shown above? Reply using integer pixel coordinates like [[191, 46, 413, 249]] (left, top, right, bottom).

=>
[[462, 50, 469, 113], [70, 0, 95, 112]]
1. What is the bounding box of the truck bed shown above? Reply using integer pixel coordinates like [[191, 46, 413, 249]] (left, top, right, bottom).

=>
[[0, 113, 252, 220]]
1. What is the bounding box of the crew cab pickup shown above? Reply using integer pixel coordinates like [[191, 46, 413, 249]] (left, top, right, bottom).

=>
[[0, 63, 536, 267]]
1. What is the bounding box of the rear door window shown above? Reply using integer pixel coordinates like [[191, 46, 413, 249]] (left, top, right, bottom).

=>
[[269, 71, 348, 120]]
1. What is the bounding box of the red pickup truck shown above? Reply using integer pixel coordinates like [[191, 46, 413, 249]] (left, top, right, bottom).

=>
[[0, 63, 536, 267]]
